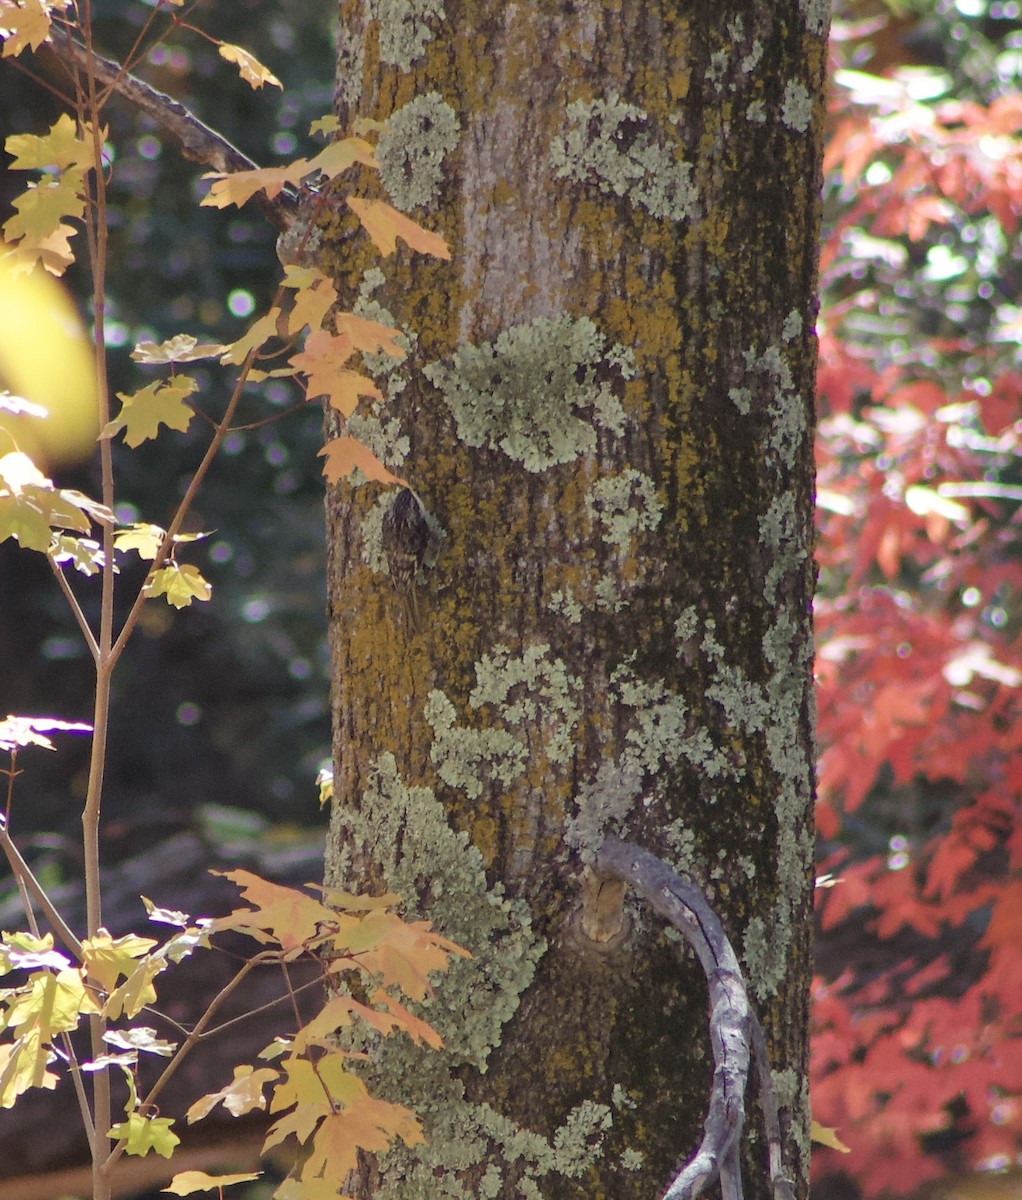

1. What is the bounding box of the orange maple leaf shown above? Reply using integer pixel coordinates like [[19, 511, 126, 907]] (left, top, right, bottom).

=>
[[318, 436, 404, 487], [347, 197, 450, 259]]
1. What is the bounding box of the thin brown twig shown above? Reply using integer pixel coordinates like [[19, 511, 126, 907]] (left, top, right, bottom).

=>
[[48, 556, 101, 662]]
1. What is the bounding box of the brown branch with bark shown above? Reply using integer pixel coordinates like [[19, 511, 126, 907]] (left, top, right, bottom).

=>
[[43, 26, 296, 232], [593, 837, 797, 1200]]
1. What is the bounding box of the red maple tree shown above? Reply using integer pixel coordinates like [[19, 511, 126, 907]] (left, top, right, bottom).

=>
[[812, 11, 1022, 1196]]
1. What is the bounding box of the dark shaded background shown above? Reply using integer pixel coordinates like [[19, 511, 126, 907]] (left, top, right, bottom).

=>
[[1, 0, 337, 871]]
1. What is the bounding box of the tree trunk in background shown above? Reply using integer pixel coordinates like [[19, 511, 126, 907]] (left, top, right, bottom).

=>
[[322, 3, 827, 1198]]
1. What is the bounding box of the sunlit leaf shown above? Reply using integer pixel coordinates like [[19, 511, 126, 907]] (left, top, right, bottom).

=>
[[186, 1065, 278, 1122], [132, 335, 226, 364], [0, 714, 92, 752], [103, 1027, 176, 1057], [163, 1171, 261, 1196], [144, 563, 212, 609], [811, 1121, 850, 1153], [218, 43, 281, 90]]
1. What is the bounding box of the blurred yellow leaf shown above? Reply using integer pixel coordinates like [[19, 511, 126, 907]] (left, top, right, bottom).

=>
[[0, 248, 99, 466]]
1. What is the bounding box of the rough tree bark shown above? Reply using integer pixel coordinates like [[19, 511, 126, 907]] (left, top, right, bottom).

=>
[[322, 3, 827, 1198]]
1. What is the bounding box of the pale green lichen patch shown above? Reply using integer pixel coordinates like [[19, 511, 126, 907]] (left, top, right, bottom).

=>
[[426, 644, 582, 797], [665, 573, 812, 1000], [620, 1148, 644, 1171], [741, 342, 806, 471], [800, 0, 831, 36], [729, 385, 753, 414], [701, 618, 773, 734], [369, 1060, 620, 1197], [781, 79, 813, 133], [613, 662, 732, 780], [564, 759, 644, 863], [378, 92, 461, 211], [335, 754, 545, 1072], [424, 315, 631, 472], [425, 689, 528, 800], [470, 644, 582, 765], [594, 574, 627, 613], [365, 0, 444, 71], [549, 93, 699, 222], [547, 586, 583, 624], [334, 756, 612, 1199], [361, 493, 391, 573], [585, 469, 663, 559], [348, 411, 410, 468], [551, 1101, 612, 1174]]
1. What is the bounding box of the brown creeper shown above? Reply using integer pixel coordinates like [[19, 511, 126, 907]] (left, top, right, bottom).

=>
[[382, 487, 430, 626]]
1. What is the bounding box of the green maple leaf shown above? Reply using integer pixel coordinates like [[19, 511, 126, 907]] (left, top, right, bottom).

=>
[[102, 378, 197, 447], [144, 563, 212, 609], [108, 1112, 180, 1158], [0, 491, 53, 550], [5, 115, 95, 171]]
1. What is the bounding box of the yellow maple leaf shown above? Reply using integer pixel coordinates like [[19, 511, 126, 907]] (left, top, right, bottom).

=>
[[102, 378, 197, 447], [284, 270, 337, 335], [304, 136, 378, 180], [82, 931, 158, 992], [289, 329, 355, 399], [347, 196, 450, 259], [218, 43, 281, 89], [302, 1100, 421, 1183], [342, 910, 468, 1001], [114, 523, 167, 560], [811, 1120, 850, 1153], [143, 563, 212, 610], [5, 114, 95, 171], [309, 115, 341, 138], [212, 870, 337, 952], [0, 1031, 59, 1107], [0, 0, 60, 57], [108, 1111, 180, 1158], [132, 335, 226, 364], [220, 308, 281, 364], [163, 1171, 261, 1196], [4, 967, 98, 1035], [103, 955, 164, 1020], [202, 164, 307, 210]]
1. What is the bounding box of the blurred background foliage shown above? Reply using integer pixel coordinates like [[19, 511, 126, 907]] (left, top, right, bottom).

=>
[[814, 0, 1022, 1195], [1, 0, 338, 866]]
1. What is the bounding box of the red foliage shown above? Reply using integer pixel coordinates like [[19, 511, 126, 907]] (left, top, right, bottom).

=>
[[812, 19, 1022, 1197]]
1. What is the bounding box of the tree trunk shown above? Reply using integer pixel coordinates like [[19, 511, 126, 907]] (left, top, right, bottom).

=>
[[323, 3, 826, 1198]]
